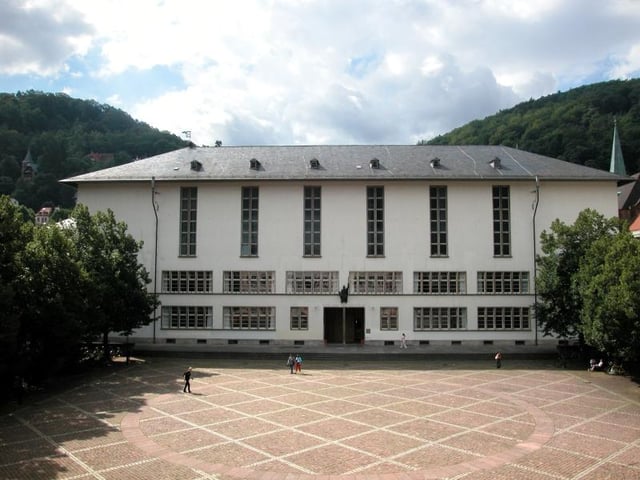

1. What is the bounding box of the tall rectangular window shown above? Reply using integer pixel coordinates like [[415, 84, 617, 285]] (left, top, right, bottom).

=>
[[179, 187, 197, 256], [241, 187, 259, 256], [430, 186, 447, 256], [304, 186, 321, 256], [367, 186, 384, 256], [380, 307, 398, 330], [290, 307, 309, 330], [492, 186, 511, 256]]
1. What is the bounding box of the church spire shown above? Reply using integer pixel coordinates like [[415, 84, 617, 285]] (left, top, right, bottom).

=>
[[21, 147, 36, 181], [609, 119, 626, 176]]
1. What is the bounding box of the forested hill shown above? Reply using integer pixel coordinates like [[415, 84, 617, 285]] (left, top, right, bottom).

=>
[[423, 79, 640, 174], [0, 91, 188, 211]]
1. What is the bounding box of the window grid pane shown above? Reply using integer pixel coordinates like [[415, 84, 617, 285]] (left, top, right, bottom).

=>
[[429, 186, 448, 256], [223, 306, 275, 330], [290, 307, 309, 330], [179, 187, 197, 256], [286, 271, 339, 294], [303, 186, 321, 257], [492, 186, 510, 256], [380, 307, 398, 330], [413, 271, 466, 294], [367, 186, 384, 256], [477, 307, 530, 330], [477, 271, 529, 294], [162, 271, 213, 293], [223, 271, 274, 293], [161, 306, 213, 329], [413, 307, 467, 330], [349, 271, 402, 294], [241, 187, 259, 256]]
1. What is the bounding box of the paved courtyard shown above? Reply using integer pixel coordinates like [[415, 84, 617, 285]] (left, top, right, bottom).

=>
[[1, 356, 640, 479]]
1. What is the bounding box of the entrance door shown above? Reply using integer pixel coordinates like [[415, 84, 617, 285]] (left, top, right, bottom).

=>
[[324, 307, 365, 344]]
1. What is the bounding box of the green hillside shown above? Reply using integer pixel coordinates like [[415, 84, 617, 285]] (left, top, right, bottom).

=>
[[0, 91, 188, 211], [423, 79, 640, 173]]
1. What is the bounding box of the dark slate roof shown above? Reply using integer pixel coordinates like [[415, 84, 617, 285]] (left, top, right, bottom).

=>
[[61, 145, 628, 184], [618, 173, 640, 210]]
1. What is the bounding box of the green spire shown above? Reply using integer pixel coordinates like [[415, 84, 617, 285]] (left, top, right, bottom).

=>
[[610, 119, 626, 175]]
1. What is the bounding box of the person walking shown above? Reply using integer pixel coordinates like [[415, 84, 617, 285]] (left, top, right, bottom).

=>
[[294, 354, 303, 374], [495, 352, 502, 369], [183, 366, 192, 393], [400, 333, 408, 349], [286, 354, 295, 374]]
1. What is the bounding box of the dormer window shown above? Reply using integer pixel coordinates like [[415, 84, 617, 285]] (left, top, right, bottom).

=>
[[369, 158, 380, 169], [190, 160, 203, 172], [250, 158, 261, 170], [430, 157, 441, 168], [489, 157, 502, 169], [310, 158, 320, 169]]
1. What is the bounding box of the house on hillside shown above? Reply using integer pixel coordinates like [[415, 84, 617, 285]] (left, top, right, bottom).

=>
[[86, 152, 115, 163], [61, 145, 626, 350], [35, 206, 53, 225]]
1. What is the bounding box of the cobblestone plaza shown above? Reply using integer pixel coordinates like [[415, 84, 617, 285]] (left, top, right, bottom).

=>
[[1, 357, 639, 479]]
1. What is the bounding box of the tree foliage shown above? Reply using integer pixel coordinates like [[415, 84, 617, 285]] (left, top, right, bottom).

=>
[[0, 91, 188, 211], [536, 209, 620, 339], [71, 205, 157, 359], [577, 231, 640, 361], [16, 221, 89, 381], [422, 79, 640, 173], [536, 209, 640, 363], [0, 196, 32, 382], [0, 196, 158, 394]]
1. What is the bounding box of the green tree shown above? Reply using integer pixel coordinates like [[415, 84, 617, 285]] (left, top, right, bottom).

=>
[[577, 231, 640, 361], [0, 196, 32, 383], [536, 209, 619, 339], [71, 205, 157, 360], [16, 222, 89, 380]]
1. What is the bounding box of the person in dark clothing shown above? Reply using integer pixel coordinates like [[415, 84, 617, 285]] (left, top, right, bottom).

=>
[[287, 354, 295, 374], [495, 352, 503, 369], [183, 367, 192, 393]]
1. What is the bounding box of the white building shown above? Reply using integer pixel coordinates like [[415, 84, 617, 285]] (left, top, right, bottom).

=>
[[62, 145, 624, 350]]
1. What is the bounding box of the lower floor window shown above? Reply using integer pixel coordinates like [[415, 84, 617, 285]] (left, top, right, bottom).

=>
[[380, 307, 398, 330], [161, 306, 213, 329], [223, 306, 275, 330], [477, 307, 530, 329], [290, 307, 309, 330], [414, 307, 467, 330]]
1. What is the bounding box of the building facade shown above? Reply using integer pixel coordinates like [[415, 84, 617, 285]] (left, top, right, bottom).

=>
[[63, 145, 624, 349]]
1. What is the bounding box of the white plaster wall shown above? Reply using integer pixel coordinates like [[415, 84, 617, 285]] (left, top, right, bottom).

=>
[[76, 177, 620, 345]]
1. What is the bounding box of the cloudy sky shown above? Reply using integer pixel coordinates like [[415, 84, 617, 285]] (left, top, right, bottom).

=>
[[1, 0, 639, 146]]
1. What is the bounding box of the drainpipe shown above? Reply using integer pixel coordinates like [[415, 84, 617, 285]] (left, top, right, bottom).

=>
[[151, 177, 159, 344], [532, 176, 540, 346]]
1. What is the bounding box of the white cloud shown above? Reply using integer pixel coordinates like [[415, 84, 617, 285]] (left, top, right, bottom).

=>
[[2, 0, 640, 145], [610, 44, 640, 79], [0, 0, 93, 75]]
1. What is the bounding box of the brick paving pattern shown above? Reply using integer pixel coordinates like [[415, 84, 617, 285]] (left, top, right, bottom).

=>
[[1, 357, 639, 479]]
